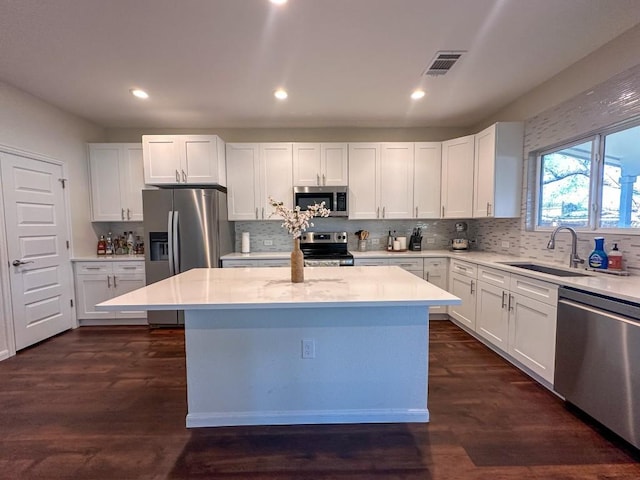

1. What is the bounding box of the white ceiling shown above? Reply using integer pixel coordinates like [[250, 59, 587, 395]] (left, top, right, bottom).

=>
[[2, 0, 640, 129]]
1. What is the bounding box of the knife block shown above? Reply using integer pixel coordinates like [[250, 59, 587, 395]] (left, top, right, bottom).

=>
[[409, 235, 422, 251]]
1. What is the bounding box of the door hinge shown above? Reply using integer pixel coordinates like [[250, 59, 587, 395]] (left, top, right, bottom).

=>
[[66, 240, 70, 249], [70, 299, 74, 307], [58, 178, 67, 189]]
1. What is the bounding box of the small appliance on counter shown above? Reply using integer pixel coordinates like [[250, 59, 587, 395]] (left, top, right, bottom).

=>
[[451, 222, 470, 251]]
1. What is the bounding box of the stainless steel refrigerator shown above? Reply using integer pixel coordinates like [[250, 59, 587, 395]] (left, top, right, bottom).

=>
[[143, 187, 234, 326]]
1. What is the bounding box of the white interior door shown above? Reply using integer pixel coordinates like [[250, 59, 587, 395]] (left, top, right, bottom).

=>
[[1, 152, 73, 350]]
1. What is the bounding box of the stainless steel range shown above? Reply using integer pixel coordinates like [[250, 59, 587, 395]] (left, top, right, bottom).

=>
[[300, 232, 354, 267]]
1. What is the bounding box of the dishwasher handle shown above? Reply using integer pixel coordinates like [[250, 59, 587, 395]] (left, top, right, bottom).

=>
[[559, 286, 640, 320]]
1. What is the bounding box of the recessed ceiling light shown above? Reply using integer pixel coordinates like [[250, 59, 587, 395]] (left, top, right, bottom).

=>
[[130, 88, 149, 99], [270, 0, 287, 4], [274, 89, 288, 100], [411, 89, 425, 100]]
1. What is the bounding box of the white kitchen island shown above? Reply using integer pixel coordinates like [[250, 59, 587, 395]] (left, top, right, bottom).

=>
[[97, 266, 460, 428]]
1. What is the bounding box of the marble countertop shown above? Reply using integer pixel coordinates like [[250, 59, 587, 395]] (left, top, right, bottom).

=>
[[221, 250, 640, 304], [96, 266, 461, 311]]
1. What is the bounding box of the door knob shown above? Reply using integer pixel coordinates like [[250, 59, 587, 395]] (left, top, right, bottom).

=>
[[12, 260, 34, 266]]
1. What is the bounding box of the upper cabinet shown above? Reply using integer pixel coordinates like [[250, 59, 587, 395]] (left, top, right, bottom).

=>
[[441, 135, 475, 219], [226, 143, 293, 221], [348, 143, 414, 219], [142, 135, 226, 186], [293, 143, 348, 186], [89, 143, 144, 222], [414, 142, 442, 219], [473, 122, 524, 218]]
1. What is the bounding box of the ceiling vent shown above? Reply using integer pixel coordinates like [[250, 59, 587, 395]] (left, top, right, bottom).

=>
[[422, 51, 466, 76]]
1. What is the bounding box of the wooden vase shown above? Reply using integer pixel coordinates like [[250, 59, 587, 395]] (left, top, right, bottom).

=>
[[290, 237, 304, 283]]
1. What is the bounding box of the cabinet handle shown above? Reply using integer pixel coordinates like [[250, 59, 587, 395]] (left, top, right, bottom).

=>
[[262, 207, 265, 219], [86, 267, 100, 270], [415, 206, 418, 218], [508, 294, 514, 311], [113, 275, 117, 288], [317, 174, 320, 185], [182, 170, 187, 183], [442, 206, 445, 217], [122, 266, 137, 270], [487, 202, 492, 216], [470, 280, 475, 294], [382, 206, 386, 218], [127, 208, 131, 220], [121, 208, 125, 220], [175, 170, 180, 182], [426, 272, 430, 282], [376, 207, 380, 219], [255, 208, 258, 220], [502, 291, 507, 309], [107, 275, 111, 288], [322, 174, 326, 185]]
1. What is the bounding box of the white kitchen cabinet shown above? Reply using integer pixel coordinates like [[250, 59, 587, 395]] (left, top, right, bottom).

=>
[[354, 258, 389, 266], [74, 261, 146, 324], [293, 143, 348, 186], [414, 142, 442, 218], [473, 122, 524, 218], [387, 257, 423, 277], [142, 135, 226, 186], [423, 258, 448, 315], [89, 143, 144, 222], [348, 142, 414, 219], [441, 135, 474, 218], [448, 259, 477, 329], [226, 143, 293, 220], [222, 259, 290, 268]]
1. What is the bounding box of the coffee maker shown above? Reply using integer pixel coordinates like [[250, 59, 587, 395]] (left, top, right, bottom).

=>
[[451, 222, 469, 251]]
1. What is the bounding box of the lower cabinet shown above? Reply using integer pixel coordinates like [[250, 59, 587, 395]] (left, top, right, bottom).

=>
[[423, 258, 448, 315], [74, 261, 147, 325], [474, 266, 558, 383], [448, 259, 477, 329]]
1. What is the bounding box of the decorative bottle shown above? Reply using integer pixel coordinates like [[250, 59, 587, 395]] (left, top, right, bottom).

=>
[[588, 237, 608, 269], [291, 237, 304, 283]]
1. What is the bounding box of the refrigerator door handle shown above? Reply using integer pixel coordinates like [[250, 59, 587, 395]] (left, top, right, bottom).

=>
[[172, 210, 180, 273], [168, 211, 175, 275]]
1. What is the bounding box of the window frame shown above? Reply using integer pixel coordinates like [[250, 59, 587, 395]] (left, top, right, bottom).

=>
[[534, 117, 640, 234]]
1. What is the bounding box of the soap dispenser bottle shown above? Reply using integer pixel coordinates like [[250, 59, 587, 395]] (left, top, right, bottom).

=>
[[608, 243, 623, 270], [588, 237, 608, 269]]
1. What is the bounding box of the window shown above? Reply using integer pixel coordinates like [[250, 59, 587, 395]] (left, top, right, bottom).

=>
[[536, 121, 640, 231]]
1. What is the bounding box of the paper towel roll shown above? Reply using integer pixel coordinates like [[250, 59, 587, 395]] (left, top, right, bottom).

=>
[[241, 232, 250, 253]]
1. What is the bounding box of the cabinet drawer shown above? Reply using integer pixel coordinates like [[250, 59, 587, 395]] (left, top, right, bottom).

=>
[[260, 259, 290, 267], [75, 262, 111, 274], [423, 258, 447, 271], [509, 274, 558, 305], [450, 259, 477, 278], [113, 262, 145, 274], [477, 266, 510, 288], [388, 257, 423, 271]]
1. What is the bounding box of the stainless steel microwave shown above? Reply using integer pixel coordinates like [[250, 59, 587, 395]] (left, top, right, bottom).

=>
[[293, 186, 348, 217]]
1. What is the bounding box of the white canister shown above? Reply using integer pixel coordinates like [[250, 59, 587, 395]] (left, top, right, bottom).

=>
[[393, 240, 401, 251], [398, 236, 407, 250], [241, 232, 251, 253]]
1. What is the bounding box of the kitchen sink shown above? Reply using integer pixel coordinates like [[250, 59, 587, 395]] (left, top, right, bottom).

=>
[[500, 262, 591, 277]]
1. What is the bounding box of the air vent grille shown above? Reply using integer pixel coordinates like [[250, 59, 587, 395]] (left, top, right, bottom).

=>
[[423, 51, 466, 76]]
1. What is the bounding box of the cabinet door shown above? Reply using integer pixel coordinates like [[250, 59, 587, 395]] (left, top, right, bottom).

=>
[[475, 281, 509, 350], [143, 136, 181, 185], [448, 272, 476, 330], [414, 142, 442, 218], [348, 143, 380, 219], [75, 274, 112, 320], [182, 135, 225, 185], [321, 143, 348, 185], [260, 143, 293, 219], [293, 143, 322, 186], [113, 276, 147, 319], [226, 144, 261, 220], [424, 258, 447, 314], [441, 135, 474, 218], [380, 143, 414, 219], [473, 125, 496, 217], [120, 144, 144, 221], [508, 294, 557, 383], [89, 144, 124, 221]]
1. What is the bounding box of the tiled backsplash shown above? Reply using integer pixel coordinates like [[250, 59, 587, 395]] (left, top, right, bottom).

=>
[[476, 62, 640, 274], [234, 218, 480, 254]]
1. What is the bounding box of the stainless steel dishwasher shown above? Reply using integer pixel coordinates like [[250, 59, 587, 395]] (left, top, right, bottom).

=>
[[555, 286, 640, 449]]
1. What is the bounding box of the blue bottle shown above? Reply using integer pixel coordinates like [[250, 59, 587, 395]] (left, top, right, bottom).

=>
[[588, 237, 608, 269]]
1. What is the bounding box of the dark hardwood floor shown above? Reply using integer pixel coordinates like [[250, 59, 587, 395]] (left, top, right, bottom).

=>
[[0, 321, 637, 479]]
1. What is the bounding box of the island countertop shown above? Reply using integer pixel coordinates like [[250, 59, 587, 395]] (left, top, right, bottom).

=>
[[97, 266, 461, 311]]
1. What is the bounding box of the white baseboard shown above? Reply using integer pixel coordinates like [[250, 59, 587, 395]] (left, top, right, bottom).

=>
[[79, 318, 148, 326], [0, 349, 10, 361]]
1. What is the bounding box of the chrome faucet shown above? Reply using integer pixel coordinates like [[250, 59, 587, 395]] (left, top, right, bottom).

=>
[[547, 226, 584, 268]]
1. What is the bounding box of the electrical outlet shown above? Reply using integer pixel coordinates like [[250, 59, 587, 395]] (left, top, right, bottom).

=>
[[427, 238, 435, 244], [263, 239, 273, 246], [302, 339, 315, 359], [371, 238, 379, 245], [501, 241, 510, 248]]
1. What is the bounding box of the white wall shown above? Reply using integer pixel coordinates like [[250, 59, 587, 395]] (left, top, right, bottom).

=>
[[0, 80, 105, 256]]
